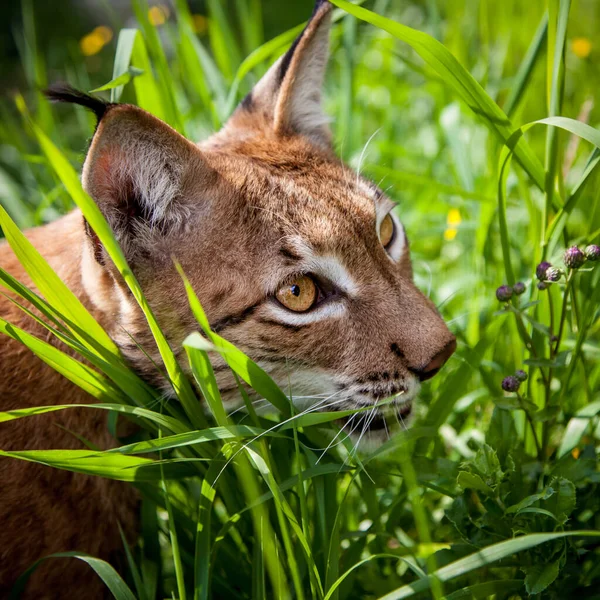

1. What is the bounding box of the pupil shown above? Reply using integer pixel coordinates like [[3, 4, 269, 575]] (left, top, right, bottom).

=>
[[291, 284, 301, 297]]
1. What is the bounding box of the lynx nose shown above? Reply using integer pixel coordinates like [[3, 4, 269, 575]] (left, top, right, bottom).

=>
[[413, 338, 457, 382]]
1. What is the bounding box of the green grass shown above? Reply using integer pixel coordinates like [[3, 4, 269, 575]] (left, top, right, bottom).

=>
[[1, 0, 600, 598]]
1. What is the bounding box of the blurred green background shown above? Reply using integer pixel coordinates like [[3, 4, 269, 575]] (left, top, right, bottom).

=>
[[0, 0, 315, 91]]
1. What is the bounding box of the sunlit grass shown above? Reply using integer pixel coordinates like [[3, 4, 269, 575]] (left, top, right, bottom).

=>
[[1, 0, 600, 598]]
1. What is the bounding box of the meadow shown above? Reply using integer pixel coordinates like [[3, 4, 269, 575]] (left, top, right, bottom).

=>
[[1, 0, 600, 598]]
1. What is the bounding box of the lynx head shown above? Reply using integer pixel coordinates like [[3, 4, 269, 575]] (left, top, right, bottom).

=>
[[47, 0, 455, 437]]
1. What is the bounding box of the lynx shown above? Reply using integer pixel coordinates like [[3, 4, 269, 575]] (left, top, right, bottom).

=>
[[0, 1, 455, 597]]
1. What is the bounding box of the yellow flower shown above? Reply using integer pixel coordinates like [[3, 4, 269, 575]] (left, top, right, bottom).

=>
[[444, 209, 461, 241], [444, 228, 458, 241], [571, 447, 580, 459], [148, 5, 170, 26], [572, 37, 592, 59], [447, 208, 462, 227], [79, 25, 113, 56], [80, 31, 105, 57], [94, 25, 113, 45]]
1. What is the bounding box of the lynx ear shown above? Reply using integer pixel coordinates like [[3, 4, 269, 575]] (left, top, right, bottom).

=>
[[82, 105, 199, 235], [46, 85, 213, 262], [233, 0, 333, 146]]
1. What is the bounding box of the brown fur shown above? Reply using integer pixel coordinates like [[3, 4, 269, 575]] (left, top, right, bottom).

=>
[[0, 214, 138, 599], [0, 1, 454, 597]]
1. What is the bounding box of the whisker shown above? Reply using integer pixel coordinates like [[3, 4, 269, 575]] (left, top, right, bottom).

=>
[[356, 128, 381, 186], [345, 410, 371, 459], [397, 411, 408, 432], [316, 413, 357, 464], [145, 388, 174, 411], [215, 391, 349, 483], [376, 175, 388, 190], [436, 289, 459, 310], [227, 398, 269, 418], [290, 394, 338, 400], [445, 311, 479, 326], [353, 406, 377, 455]]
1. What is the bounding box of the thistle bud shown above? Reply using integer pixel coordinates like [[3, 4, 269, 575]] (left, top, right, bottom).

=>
[[545, 267, 562, 282], [536, 261, 552, 281], [496, 285, 513, 302], [502, 376, 521, 393], [513, 282, 526, 295], [515, 369, 528, 382], [537, 281, 549, 291], [584, 244, 600, 262], [564, 246, 586, 269]]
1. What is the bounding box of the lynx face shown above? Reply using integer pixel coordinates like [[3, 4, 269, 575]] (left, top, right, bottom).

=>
[[50, 0, 455, 437]]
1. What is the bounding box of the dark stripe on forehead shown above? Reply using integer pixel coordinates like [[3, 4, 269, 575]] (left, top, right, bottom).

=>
[[211, 302, 261, 333], [279, 246, 303, 262], [211, 284, 236, 308], [257, 317, 304, 333]]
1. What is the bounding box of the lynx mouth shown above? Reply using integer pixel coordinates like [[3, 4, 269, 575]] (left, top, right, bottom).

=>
[[367, 401, 413, 431], [337, 398, 413, 433]]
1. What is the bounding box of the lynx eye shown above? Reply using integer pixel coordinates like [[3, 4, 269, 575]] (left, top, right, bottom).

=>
[[379, 214, 394, 248], [276, 276, 318, 312]]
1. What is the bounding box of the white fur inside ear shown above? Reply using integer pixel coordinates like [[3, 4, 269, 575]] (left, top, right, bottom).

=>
[[130, 145, 182, 224], [112, 134, 184, 225], [82, 115, 191, 239]]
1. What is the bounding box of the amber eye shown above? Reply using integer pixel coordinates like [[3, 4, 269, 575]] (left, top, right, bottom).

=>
[[276, 276, 318, 312], [379, 214, 394, 248]]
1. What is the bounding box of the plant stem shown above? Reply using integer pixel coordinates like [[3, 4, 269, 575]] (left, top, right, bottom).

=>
[[548, 287, 556, 357], [543, 271, 574, 454], [554, 270, 574, 355], [517, 392, 542, 460], [546, 288, 556, 430], [509, 307, 550, 387]]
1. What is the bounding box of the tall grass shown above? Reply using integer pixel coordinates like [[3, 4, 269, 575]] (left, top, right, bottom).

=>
[[1, 0, 600, 598]]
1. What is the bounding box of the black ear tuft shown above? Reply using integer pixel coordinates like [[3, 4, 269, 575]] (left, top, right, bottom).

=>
[[44, 83, 114, 124], [277, 0, 332, 85]]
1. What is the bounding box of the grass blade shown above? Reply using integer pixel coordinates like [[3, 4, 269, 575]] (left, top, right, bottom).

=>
[[0, 448, 198, 482], [557, 399, 600, 458], [0, 205, 119, 357], [328, 0, 547, 192], [0, 316, 126, 402], [0, 403, 185, 434], [379, 531, 600, 599], [10, 552, 137, 600], [504, 14, 548, 117], [177, 265, 291, 416]]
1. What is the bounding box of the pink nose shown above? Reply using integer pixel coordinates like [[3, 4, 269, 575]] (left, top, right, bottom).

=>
[[416, 338, 457, 381]]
